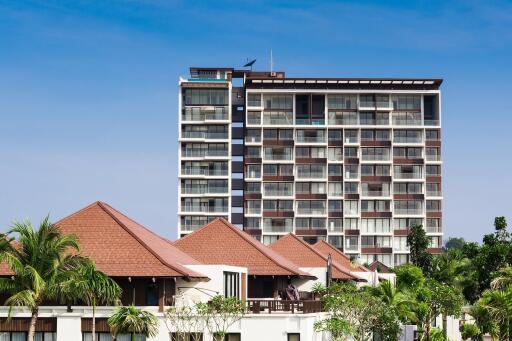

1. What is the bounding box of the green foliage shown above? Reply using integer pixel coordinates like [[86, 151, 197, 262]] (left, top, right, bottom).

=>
[[108, 305, 159, 341], [196, 295, 245, 340], [407, 225, 433, 275], [165, 305, 205, 341], [0, 217, 87, 341], [444, 237, 466, 251], [314, 282, 401, 341], [460, 323, 483, 341]]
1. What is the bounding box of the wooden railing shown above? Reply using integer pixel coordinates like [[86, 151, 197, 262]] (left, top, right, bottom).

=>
[[246, 300, 322, 314]]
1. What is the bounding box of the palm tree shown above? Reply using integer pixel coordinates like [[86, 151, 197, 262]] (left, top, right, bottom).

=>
[[62, 262, 122, 341], [108, 305, 159, 341], [479, 288, 512, 341], [372, 280, 417, 323], [0, 217, 86, 341], [491, 267, 512, 291]]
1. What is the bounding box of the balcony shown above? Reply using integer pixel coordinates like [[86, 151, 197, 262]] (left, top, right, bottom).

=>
[[394, 136, 423, 144], [426, 154, 441, 162], [426, 190, 442, 197], [181, 186, 229, 195], [262, 225, 293, 233], [262, 112, 293, 126], [361, 190, 390, 197], [296, 136, 326, 143], [361, 154, 391, 162], [394, 172, 423, 180], [296, 172, 326, 180], [359, 118, 389, 126], [424, 120, 440, 126], [247, 300, 322, 314], [181, 149, 229, 158], [263, 190, 293, 197], [245, 207, 262, 215], [181, 168, 228, 177], [296, 208, 326, 215], [392, 114, 422, 126], [182, 132, 229, 140], [180, 206, 228, 213], [182, 107, 229, 122], [426, 225, 442, 233], [394, 208, 423, 215]]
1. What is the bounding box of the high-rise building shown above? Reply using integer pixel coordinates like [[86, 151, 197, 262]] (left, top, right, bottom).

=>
[[178, 67, 443, 267]]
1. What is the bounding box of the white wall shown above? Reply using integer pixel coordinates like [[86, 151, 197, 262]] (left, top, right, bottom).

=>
[[293, 267, 326, 292], [177, 264, 247, 305]]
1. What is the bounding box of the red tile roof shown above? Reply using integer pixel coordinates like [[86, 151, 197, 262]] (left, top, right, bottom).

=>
[[269, 234, 357, 280], [313, 240, 370, 272], [174, 218, 314, 278], [51, 201, 205, 279]]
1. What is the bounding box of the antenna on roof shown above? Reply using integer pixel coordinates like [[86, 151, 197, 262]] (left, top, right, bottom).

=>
[[243, 58, 256, 71], [270, 49, 273, 73]]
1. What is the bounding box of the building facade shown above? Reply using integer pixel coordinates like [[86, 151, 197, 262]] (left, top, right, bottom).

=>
[[178, 67, 443, 267]]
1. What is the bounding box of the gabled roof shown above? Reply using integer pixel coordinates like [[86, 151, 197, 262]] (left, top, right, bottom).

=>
[[54, 202, 207, 279], [269, 234, 357, 281], [368, 260, 392, 273], [174, 218, 314, 278], [313, 240, 370, 272]]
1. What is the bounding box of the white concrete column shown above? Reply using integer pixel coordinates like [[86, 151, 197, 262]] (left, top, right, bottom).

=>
[[56, 314, 82, 341]]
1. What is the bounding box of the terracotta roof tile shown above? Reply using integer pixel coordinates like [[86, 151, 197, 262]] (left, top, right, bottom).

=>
[[313, 240, 370, 272], [174, 218, 314, 278], [6, 201, 208, 279], [269, 234, 357, 280]]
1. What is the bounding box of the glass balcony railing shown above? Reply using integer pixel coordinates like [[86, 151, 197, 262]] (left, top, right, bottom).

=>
[[426, 154, 441, 161], [296, 208, 326, 215], [361, 190, 390, 197], [181, 168, 228, 176], [426, 190, 442, 197], [361, 154, 391, 161], [181, 206, 228, 213], [262, 225, 293, 233], [181, 149, 229, 157], [394, 172, 423, 180], [181, 187, 229, 194], [394, 136, 423, 143], [182, 107, 229, 122], [394, 208, 423, 215], [296, 136, 326, 143], [182, 132, 229, 139], [263, 190, 293, 196]]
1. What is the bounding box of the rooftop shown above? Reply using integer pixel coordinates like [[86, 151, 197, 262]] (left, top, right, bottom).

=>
[[174, 218, 314, 278]]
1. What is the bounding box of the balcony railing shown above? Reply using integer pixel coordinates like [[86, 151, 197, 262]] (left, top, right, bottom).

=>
[[182, 107, 229, 122], [296, 208, 326, 215], [328, 118, 359, 125], [424, 120, 440, 126], [426, 190, 442, 197], [245, 207, 261, 214], [181, 149, 229, 157], [361, 190, 390, 197], [181, 206, 228, 213], [394, 208, 423, 215], [181, 187, 229, 194], [361, 154, 391, 161], [394, 137, 423, 143], [426, 225, 442, 233], [247, 117, 262, 125], [296, 172, 326, 179], [182, 132, 229, 139], [426, 154, 441, 161], [296, 136, 326, 143], [181, 168, 228, 176], [263, 190, 293, 197], [394, 173, 423, 180], [344, 244, 359, 251], [247, 300, 322, 314], [245, 136, 261, 143], [262, 225, 293, 233], [360, 118, 389, 126]]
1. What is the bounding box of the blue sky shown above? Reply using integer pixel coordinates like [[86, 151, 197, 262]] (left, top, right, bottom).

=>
[[0, 0, 511, 242]]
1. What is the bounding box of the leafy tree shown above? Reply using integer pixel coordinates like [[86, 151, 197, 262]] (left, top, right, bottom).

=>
[[196, 295, 245, 341], [407, 225, 433, 275], [460, 323, 483, 341], [444, 237, 466, 252], [314, 282, 401, 341], [108, 305, 159, 341], [0, 217, 86, 341], [62, 262, 122, 341], [371, 280, 417, 323]]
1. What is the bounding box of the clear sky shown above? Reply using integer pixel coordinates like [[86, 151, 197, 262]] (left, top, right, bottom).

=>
[[0, 0, 511, 242]]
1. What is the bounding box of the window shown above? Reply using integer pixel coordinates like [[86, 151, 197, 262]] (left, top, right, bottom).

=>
[[344, 201, 359, 215], [344, 182, 358, 194], [328, 147, 343, 161], [394, 218, 423, 230], [224, 272, 240, 298], [184, 89, 228, 105], [344, 147, 358, 158], [247, 93, 261, 107], [328, 182, 343, 196], [394, 236, 409, 252], [426, 130, 440, 140], [263, 200, 293, 211], [344, 218, 358, 230], [344, 130, 358, 143], [245, 182, 261, 193], [391, 95, 421, 110], [328, 200, 343, 212], [244, 218, 261, 230], [245, 165, 261, 179], [246, 129, 261, 143], [288, 334, 300, 341], [361, 200, 390, 212], [84, 334, 139, 341], [344, 165, 359, 179], [394, 254, 409, 266], [328, 129, 343, 141], [426, 200, 442, 212], [328, 219, 343, 233], [361, 219, 391, 233], [262, 235, 281, 245], [328, 164, 343, 176], [328, 95, 357, 109], [426, 165, 441, 176], [264, 95, 293, 109]]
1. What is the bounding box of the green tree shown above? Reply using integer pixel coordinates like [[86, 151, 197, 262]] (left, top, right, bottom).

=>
[[196, 295, 245, 341], [0, 217, 86, 341], [165, 304, 205, 341], [460, 323, 483, 341], [108, 305, 159, 341], [371, 280, 417, 323], [444, 237, 466, 252], [314, 283, 401, 341], [407, 225, 433, 275], [62, 262, 122, 341]]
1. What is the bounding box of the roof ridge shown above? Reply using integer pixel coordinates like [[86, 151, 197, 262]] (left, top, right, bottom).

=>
[[177, 218, 311, 277], [96, 202, 199, 278]]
